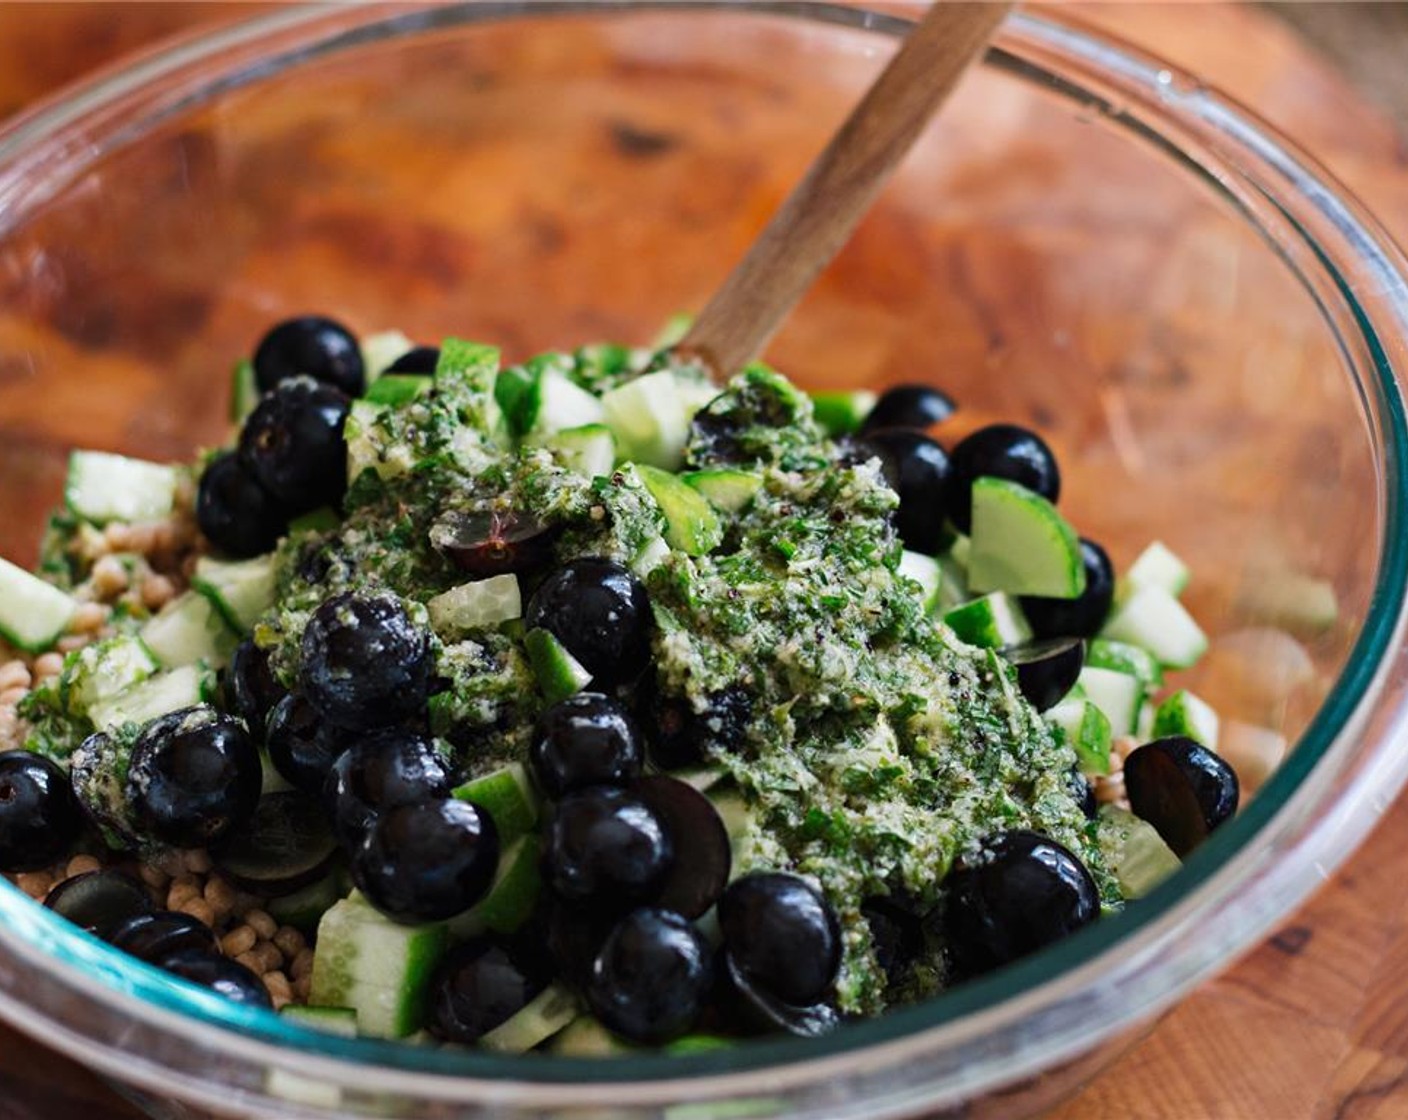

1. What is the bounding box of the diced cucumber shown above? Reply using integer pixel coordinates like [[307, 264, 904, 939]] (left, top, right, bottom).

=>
[[1101, 585, 1208, 669], [652, 312, 694, 351], [935, 555, 970, 614], [1097, 805, 1181, 898], [1076, 665, 1142, 737], [59, 636, 160, 716], [668, 1035, 735, 1055], [631, 535, 671, 578], [229, 359, 261, 424], [140, 591, 239, 669], [427, 574, 522, 636], [551, 1016, 634, 1056], [709, 787, 757, 863], [452, 762, 539, 843], [282, 1005, 358, 1037], [898, 551, 942, 614], [1136, 699, 1156, 741], [681, 469, 762, 514], [1124, 541, 1190, 597], [809, 389, 878, 437], [1151, 689, 1220, 750], [364, 374, 431, 407], [1085, 638, 1164, 692], [529, 369, 607, 438], [435, 339, 505, 442], [66, 451, 179, 525], [0, 559, 78, 654], [309, 896, 447, 1039], [1045, 697, 1113, 775], [447, 835, 541, 938], [540, 424, 616, 478], [88, 664, 213, 732], [600, 371, 691, 470], [479, 983, 578, 1053], [267, 867, 349, 932], [494, 363, 540, 438], [192, 554, 276, 633], [967, 478, 1085, 599], [947, 534, 971, 573], [525, 627, 592, 704], [636, 465, 722, 556], [674, 767, 727, 793], [942, 592, 1032, 649], [360, 330, 417, 382], [287, 506, 341, 535]]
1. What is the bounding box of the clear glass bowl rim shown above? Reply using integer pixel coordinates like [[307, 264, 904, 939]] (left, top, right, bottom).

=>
[[0, 0, 1404, 1109]]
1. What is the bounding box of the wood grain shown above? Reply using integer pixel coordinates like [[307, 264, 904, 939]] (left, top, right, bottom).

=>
[[680, 1, 1011, 376], [0, 4, 1402, 1120]]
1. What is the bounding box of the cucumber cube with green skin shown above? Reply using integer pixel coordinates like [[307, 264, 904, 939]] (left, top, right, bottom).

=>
[[281, 1005, 358, 1037], [809, 389, 878, 437], [65, 451, 179, 525], [1124, 540, 1190, 597], [447, 834, 541, 938], [360, 329, 416, 383], [452, 763, 539, 843], [1101, 585, 1209, 669], [898, 550, 942, 614], [493, 363, 540, 438], [947, 534, 971, 573], [1086, 638, 1164, 691], [935, 555, 970, 614], [427, 574, 522, 636], [309, 896, 447, 1039], [600, 370, 691, 470], [942, 592, 1032, 649], [363, 374, 432, 407], [1096, 805, 1180, 898], [141, 591, 240, 670], [524, 627, 592, 705], [1151, 689, 1220, 750], [1136, 699, 1156, 741], [631, 535, 671, 578], [88, 664, 214, 732], [1045, 697, 1113, 775], [528, 369, 607, 438], [551, 1017, 636, 1056], [59, 635, 160, 716], [479, 983, 579, 1053], [636, 464, 723, 556], [967, 478, 1086, 599], [229, 359, 261, 424], [287, 506, 342, 535], [1237, 572, 1339, 637], [1076, 665, 1142, 736], [540, 424, 617, 478], [192, 554, 277, 634], [680, 469, 763, 514]]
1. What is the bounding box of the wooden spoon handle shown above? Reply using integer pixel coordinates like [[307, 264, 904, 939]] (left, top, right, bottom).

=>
[[678, 1, 1013, 377]]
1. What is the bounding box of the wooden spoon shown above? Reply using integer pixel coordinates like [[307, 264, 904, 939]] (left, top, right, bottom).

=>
[[677, 1, 1013, 377]]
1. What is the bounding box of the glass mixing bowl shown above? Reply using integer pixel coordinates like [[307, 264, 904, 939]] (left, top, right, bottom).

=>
[[0, 3, 1405, 1118]]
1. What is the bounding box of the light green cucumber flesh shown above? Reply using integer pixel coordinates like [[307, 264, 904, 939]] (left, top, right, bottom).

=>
[[88, 664, 213, 732], [65, 451, 178, 525], [452, 762, 539, 842], [524, 628, 592, 705], [427, 574, 522, 635], [192, 554, 277, 634], [1045, 697, 1113, 775], [1151, 688, 1220, 750], [967, 477, 1085, 598], [635, 464, 723, 556], [1124, 540, 1190, 597], [942, 592, 1032, 649], [1101, 585, 1208, 669], [478, 983, 578, 1053], [281, 1005, 358, 1037], [140, 591, 239, 670], [364, 374, 431, 406], [309, 897, 447, 1039], [540, 424, 616, 478], [600, 371, 690, 470], [680, 468, 763, 514], [229, 359, 261, 424], [1097, 806, 1181, 898], [808, 389, 878, 437], [0, 557, 77, 652], [898, 550, 942, 613], [1076, 665, 1142, 737], [528, 368, 606, 437], [1085, 637, 1164, 691], [551, 1016, 635, 1056], [448, 834, 541, 938], [60, 636, 160, 716]]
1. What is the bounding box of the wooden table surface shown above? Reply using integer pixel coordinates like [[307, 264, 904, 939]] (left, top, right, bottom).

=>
[[0, 4, 1407, 1118]]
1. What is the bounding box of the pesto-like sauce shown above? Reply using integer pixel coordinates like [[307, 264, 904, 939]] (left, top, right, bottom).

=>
[[258, 347, 1116, 1014]]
